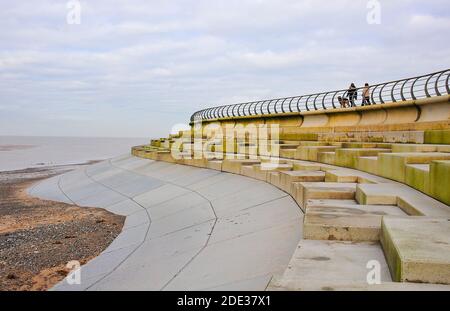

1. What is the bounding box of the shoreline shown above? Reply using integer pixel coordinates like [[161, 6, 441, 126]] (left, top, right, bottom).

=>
[[0, 162, 125, 291]]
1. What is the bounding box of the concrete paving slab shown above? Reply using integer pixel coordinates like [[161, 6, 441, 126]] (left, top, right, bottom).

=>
[[28, 175, 73, 204], [169, 168, 221, 187], [209, 196, 303, 244], [52, 245, 137, 291], [147, 192, 208, 220], [103, 223, 148, 253], [105, 199, 145, 216], [133, 184, 191, 209], [210, 183, 287, 217], [164, 219, 301, 291], [147, 204, 215, 239], [123, 210, 151, 230], [92, 249, 202, 291], [190, 174, 264, 202], [76, 188, 127, 208], [30, 156, 304, 291]]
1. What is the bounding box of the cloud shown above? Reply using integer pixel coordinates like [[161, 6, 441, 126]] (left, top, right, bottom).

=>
[[0, 0, 449, 137]]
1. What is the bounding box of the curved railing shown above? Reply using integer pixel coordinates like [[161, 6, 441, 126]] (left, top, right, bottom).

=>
[[190, 69, 450, 122]]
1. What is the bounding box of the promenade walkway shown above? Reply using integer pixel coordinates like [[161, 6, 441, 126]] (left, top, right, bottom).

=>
[[29, 154, 302, 290]]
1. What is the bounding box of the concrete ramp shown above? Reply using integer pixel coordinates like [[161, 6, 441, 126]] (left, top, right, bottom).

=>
[[28, 154, 302, 291]]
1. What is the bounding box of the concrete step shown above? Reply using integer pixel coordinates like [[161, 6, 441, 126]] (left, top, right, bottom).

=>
[[318, 152, 336, 165], [335, 148, 391, 169], [303, 202, 407, 241], [405, 163, 430, 194], [429, 160, 450, 205], [221, 159, 261, 175], [280, 148, 297, 159], [381, 217, 450, 284], [355, 183, 450, 217], [292, 182, 357, 212], [268, 240, 393, 290], [356, 156, 379, 175], [296, 146, 337, 161], [325, 170, 378, 184], [279, 144, 302, 149], [207, 160, 223, 171], [391, 144, 442, 153], [341, 142, 392, 149], [278, 171, 326, 194], [377, 152, 450, 183], [241, 163, 293, 181]]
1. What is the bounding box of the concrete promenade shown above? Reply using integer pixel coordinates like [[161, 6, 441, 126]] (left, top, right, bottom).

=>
[[29, 154, 302, 290]]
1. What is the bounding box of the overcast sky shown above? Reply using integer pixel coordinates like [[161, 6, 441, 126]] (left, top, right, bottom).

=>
[[1, 0, 449, 137]]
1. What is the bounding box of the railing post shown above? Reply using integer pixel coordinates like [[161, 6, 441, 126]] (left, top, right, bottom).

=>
[[400, 79, 409, 101], [321, 92, 329, 109], [410, 77, 420, 100], [296, 96, 303, 112], [305, 95, 312, 111], [313, 94, 320, 110]]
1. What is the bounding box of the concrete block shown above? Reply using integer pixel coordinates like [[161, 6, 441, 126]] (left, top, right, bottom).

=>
[[268, 240, 392, 290], [391, 144, 439, 153], [429, 160, 450, 205], [293, 182, 357, 211], [279, 171, 325, 194], [335, 148, 391, 169], [295, 146, 337, 161], [280, 148, 297, 159], [424, 130, 450, 145], [378, 152, 450, 183], [303, 203, 406, 242], [252, 162, 293, 182], [207, 160, 223, 171], [381, 217, 450, 284], [405, 164, 430, 194], [318, 152, 336, 165], [221, 159, 261, 174], [356, 156, 379, 175]]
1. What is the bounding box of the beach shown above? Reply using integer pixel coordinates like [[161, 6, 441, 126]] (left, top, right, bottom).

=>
[[0, 137, 147, 290]]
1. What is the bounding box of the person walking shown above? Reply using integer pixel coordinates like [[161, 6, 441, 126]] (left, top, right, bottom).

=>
[[347, 83, 357, 107], [362, 83, 371, 106]]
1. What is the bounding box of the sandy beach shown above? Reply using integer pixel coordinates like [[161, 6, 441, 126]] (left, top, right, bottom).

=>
[[0, 163, 125, 291]]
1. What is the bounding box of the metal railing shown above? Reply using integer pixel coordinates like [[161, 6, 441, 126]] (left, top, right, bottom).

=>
[[190, 69, 450, 122]]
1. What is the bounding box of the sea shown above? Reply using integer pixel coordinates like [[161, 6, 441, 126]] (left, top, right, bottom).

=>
[[0, 136, 149, 172]]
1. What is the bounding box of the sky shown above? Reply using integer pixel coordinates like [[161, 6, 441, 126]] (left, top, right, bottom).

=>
[[0, 0, 449, 138]]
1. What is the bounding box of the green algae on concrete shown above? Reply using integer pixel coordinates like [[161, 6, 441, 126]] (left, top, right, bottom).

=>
[[380, 217, 450, 284], [377, 152, 450, 183], [318, 152, 336, 165], [424, 130, 450, 145], [335, 148, 391, 169], [405, 164, 430, 195], [429, 160, 450, 205]]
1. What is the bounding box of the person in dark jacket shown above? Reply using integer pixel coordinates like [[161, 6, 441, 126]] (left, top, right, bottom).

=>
[[347, 83, 357, 107]]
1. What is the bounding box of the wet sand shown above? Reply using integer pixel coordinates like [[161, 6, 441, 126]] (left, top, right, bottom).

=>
[[0, 163, 125, 291]]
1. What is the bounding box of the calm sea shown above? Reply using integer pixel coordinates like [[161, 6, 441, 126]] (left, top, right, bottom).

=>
[[0, 136, 149, 172]]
